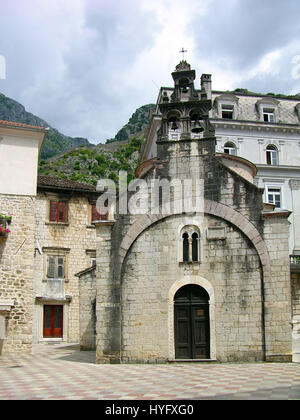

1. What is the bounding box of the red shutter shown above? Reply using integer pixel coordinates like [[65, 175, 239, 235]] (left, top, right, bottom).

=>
[[92, 205, 109, 221], [91, 205, 99, 222], [57, 202, 66, 222], [50, 201, 57, 222], [50, 201, 66, 222]]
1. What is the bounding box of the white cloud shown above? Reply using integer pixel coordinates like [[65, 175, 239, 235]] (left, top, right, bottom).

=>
[[0, 0, 300, 144]]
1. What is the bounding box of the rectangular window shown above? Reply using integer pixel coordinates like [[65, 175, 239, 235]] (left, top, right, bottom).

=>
[[263, 108, 275, 122], [91, 204, 108, 221], [47, 255, 65, 279], [267, 187, 281, 208], [50, 201, 67, 222], [221, 104, 234, 119], [91, 257, 97, 267]]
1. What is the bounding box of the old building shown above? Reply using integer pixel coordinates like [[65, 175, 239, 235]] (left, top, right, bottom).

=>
[[141, 71, 300, 363], [0, 119, 105, 354], [79, 61, 296, 363], [0, 120, 46, 354], [33, 175, 100, 344]]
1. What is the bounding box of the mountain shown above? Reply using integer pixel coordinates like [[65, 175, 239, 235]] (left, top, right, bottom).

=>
[[0, 92, 91, 160], [0, 92, 155, 159], [0, 92, 155, 184], [38, 137, 144, 185], [106, 104, 155, 143]]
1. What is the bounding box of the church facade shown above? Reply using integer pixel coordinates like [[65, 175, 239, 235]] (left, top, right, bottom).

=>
[[80, 61, 294, 363]]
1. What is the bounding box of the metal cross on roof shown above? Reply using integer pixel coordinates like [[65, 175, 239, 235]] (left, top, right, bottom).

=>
[[179, 48, 187, 61]]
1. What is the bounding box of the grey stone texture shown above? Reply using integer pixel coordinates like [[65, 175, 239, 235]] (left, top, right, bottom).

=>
[[33, 191, 98, 343], [0, 194, 36, 354], [78, 267, 96, 350], [89, 63, 293, 364], [91, 135, 292, 363]]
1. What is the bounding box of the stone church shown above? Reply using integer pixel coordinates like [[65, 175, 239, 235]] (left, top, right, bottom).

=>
[[78, 61, 293, 363]]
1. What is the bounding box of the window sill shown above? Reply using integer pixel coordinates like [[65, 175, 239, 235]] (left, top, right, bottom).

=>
[[42, 278, 69, 283], [86, 224, 96, 229], [45, 222, 69, 226], [179, 261, 201, 265]]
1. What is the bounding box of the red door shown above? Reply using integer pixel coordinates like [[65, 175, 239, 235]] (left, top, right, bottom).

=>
[[43, 305, 63, 338]]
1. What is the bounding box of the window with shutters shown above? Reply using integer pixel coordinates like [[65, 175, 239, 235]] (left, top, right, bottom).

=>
[[49, 201, 67, 223], [47, 255, 65, 279], [91, 204, 108, 222]]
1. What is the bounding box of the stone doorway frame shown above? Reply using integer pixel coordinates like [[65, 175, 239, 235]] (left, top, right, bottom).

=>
[[168, 277, 216, 360]]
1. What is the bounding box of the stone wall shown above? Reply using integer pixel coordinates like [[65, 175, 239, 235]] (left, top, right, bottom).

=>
[[33, 192, 97, 343], [78, 268, 96, 350], [120, 213, 263, 363], [94, 136, 292, 363], [0, 194, 35, 354], [262, 216, 292, 361], [291, 272, 300, 362]]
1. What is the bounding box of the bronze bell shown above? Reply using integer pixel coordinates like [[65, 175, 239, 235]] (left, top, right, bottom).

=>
[[170, 121, 179, 130], [191, 120, 204, 133]]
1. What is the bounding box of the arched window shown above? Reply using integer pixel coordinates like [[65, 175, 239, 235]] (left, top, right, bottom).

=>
[[266, 145, 278, 165], [192, 232, 199, 262], [224, 142, 237, 156], [180, 226, 200, 262], [167, 111, 181, 140], [182, 233, 189, 262]]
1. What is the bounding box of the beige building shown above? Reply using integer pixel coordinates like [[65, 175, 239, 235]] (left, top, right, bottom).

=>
[[0, 120, 46, 355], [33, 176, 100, 344], [0, 119, 103, 354]]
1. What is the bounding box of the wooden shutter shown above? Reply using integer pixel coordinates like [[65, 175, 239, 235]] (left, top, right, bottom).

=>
[[57, 202, 66, 222], [49, 201, 66, 222], [57, 257, 65, 278], [91, 205, 100, 222], [92, 205, 108, 221], [47, 256, 56, 278], [50, 201, 57, 222]]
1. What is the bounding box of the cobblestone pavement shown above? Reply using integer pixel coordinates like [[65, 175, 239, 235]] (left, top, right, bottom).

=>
[[0, 343, 300, 400]]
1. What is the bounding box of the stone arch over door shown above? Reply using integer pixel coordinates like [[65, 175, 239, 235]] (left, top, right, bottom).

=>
[[168, 277, 216, 360], [119, 199, 271, 282]]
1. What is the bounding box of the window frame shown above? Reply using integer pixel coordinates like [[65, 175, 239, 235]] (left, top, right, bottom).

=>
[[223, 142, 237, 156], [180, 226, 201, 263], [265, 185, 282, 209], [263, 108, 275, 123], [266, 145, 278, 165], [43, 247, 70, 282], [91, 204, 109, 222], [46, 255, 66, 279], [49, 200, 68, 223], [221, 104, 234, 120]]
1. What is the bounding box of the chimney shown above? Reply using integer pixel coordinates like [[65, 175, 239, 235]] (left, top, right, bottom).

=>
[[200, 74, 212, 100]]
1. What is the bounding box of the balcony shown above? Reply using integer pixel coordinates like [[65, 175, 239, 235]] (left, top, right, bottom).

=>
[[290, 255, 300, 273]]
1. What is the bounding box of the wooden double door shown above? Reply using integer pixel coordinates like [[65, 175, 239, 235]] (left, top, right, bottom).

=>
[[43, 305, 63, 338], [174, 285, 210, 359]]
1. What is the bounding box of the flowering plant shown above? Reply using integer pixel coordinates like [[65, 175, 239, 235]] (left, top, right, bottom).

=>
[[0, 212, 12, 237], [0, 225, 10, 236], [0, 212, 13, 223]]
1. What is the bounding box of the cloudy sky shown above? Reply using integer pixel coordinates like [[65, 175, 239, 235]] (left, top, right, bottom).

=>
[[0, 0, 300, 143]]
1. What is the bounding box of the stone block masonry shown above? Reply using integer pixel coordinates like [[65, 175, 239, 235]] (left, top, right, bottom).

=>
[[0, 194, 36, 354]]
